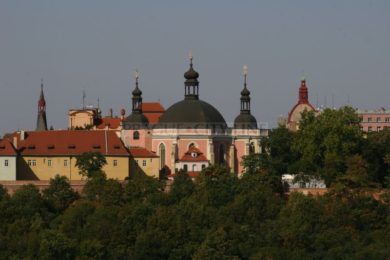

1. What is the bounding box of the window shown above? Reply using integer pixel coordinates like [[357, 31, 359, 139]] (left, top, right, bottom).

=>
[[377, 126, 381, 131], [183, 164, 188, 171], [28, 160, 32, 166], [192, 164, 197, 171], [202, 164, 206, 169], [32, 160, 37, 166], [133, 131, 140, 140], [142, 160, 146, 167], [367, 117, 372, 122], [368, 126, 372, 132], [135, 160, 138, 165], [386, 117, 390, 122], [48, 160, 52, 167], [4, 160, 8, 167], [377, 117, 381, 122], [64, 160, 68, 167], [113, 160, 118, 166]]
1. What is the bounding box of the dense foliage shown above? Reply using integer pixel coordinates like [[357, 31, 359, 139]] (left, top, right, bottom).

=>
[[1, 107, 390, 259]]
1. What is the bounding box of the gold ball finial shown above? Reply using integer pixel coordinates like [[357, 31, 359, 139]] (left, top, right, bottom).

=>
[[188, 49, 193, 61], [243, 65, 248, 76]]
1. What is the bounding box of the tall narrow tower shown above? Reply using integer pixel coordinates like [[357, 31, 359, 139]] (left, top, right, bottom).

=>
[[36, 80, 48, 131]]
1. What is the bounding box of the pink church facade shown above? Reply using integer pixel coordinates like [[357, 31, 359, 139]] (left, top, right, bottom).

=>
[[120, 58, 266, 177]]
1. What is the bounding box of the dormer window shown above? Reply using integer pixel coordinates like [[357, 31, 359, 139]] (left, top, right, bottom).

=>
[[47, 145, 55, 149], [68, 144, 76, 149], [28, 145, 36, 149], [92, 144, 101, 149]]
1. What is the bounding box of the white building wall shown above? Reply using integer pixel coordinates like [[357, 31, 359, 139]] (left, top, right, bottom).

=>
[[0, 157, 17, 180]]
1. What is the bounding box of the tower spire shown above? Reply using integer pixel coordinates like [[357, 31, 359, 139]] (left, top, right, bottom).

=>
[[298, 77, 309, 104], [132, 69, 143, 113], [184, 51, 199, 100], [36, 80, 48, 131], [240, 65, 251, 114]]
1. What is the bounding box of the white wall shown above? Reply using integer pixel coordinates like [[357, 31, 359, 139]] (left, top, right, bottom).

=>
[[0, 157, 17, 180]]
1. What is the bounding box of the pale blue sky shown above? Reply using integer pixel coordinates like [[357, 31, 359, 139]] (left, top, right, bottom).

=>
[[0, 0, 389, 135]]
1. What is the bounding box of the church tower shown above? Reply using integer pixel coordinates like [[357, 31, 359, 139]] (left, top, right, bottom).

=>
[[234, 65, 258, 129], [36, 80, 48, 131]]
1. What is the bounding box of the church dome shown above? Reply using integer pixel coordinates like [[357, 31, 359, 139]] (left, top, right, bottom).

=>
[[158, 99, 227, 129], [123, 113, 149, 129], [234, 113, 257, 129]]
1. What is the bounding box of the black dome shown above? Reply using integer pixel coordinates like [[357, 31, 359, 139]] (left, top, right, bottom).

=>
[[123, 113, 149, 129], [234, 113, 258, 129], [184, 66, 199, 80], [158, 99, 227, 129]]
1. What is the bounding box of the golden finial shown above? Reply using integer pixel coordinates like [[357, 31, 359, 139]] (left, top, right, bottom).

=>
[[134, 69, 139, 80], [243, 65, 248, 76]]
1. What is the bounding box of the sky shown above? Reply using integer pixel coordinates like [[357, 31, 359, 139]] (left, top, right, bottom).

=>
[[0, 0, 389, 135]]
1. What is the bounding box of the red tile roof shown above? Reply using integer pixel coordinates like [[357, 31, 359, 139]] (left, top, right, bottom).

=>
[[0, 139, 17, 156], [11, 130, 129, 156], [144, 113, 163, 124], [179, 146, 209, 162], [129, 147, 158, 158], [141, 102, 165, 113], [95, 117, 122, 129]]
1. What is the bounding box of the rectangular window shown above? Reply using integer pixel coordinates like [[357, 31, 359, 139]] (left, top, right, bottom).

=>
[[142, 160, 146, 167], [377, 117, 381, 122], [135, 160, 138, 165], [113, 160, 118, 166], [386, 117, 390, 122], [48, 159, 52, 167], [64, 160, 68, 167], [368, 126, 372, 132], [32, 160, 37, 166], [4, 160, 8, 167], [28, 160, 32, 166], [377, 126, 381, 131], [368, 117, 372, 122]]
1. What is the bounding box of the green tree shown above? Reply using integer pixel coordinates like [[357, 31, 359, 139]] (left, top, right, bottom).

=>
[[43, 175, 79, 214], [293, 106, 363, 186], [363, 129, 390, 186], [75, 152, 107, 178]]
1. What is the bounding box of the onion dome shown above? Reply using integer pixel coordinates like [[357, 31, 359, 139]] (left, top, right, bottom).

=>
[[184, 50, 199, 80], [234, 65, 257, 129], [122, 70, 149, 129]]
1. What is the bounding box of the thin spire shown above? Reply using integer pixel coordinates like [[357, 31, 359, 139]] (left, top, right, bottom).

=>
[[188, 49, 193, 67], [243, 65, 248, 88]]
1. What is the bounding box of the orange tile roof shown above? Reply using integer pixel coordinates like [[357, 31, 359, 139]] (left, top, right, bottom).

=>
[[141, 102, 165, 113], [0, 139, 17, 156], [95, 117, 122, 129], [179, 146, 209, 162], [129, 147, 158, 158], [144, 113, 163, 124], [13, 130, 129, 156]]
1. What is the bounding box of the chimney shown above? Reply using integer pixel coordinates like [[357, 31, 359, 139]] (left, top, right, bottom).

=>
[[13, 137, 17, 149], [20, 130, 25, 141]]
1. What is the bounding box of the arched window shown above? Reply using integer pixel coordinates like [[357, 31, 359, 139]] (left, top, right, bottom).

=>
[[159, 143, 166, 170], [183, 164, 188, 171], [219, 144, 225, 164], [192, 164, 197, 171], [133, 131, 140, 140], [249, 142, 255, 154], [202, 164, 206, 169]]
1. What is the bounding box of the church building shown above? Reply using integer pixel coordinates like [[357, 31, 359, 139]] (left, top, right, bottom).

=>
[[121, 55, 266, 176]]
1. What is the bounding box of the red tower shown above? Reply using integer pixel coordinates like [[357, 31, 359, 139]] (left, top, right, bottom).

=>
[[36, 80, 48, 131]]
